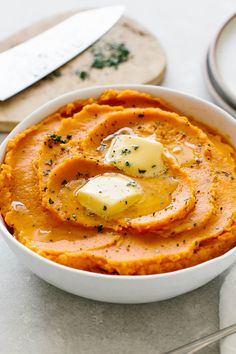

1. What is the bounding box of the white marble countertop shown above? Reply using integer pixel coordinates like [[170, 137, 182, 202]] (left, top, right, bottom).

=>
[[0, 1, 235, 353]]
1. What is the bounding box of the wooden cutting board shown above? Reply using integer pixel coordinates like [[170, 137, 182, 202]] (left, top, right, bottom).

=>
[[0, 11, 166, 132]]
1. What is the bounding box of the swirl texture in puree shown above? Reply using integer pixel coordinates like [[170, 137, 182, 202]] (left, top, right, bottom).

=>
[[1, 90, 236, 275]]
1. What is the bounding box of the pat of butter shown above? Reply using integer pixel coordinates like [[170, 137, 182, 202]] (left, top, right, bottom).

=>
[[105, 135, 164, 177], [77, 173, 142, 218]]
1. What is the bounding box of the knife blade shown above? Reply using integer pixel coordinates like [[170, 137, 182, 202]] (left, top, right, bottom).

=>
[[0, 5, 125, 101]]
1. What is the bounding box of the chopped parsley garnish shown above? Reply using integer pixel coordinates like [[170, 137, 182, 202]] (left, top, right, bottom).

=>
[[125, 161, 130, 167], [91, 42, 130, 69], [49, 134, 67, 144], [75, 70, 90, 80], [126, 181, 137, 187], [138, 169, 146, 174], [48, 198, 54, 204], [43, 69, 62, 81], [74, 42, 130, 77], [121, 148, 131, 155]]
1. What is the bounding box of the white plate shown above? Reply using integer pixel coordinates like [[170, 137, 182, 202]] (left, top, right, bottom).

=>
[[208, 13, 236, 109], [1, 84, 236, 304], [204, 51, 236, 118]]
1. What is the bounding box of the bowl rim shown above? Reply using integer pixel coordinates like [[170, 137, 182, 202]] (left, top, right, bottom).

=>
[[1, 83, 236, 281]]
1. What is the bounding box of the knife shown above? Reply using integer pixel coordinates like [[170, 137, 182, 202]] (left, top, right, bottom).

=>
[[0, 5, 125, 101]]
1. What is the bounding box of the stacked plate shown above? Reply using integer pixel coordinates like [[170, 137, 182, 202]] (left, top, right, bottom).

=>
[[204, 13, 236, 117]]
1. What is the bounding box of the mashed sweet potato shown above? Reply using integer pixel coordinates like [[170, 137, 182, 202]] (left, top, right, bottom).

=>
[[1, 89, 236, 275]]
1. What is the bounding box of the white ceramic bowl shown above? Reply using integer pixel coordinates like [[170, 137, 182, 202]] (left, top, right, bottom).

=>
[[1, 84, 236, 304]]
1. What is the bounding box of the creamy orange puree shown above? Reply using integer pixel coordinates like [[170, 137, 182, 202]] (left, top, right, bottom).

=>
[[1, 89, 236, 275]]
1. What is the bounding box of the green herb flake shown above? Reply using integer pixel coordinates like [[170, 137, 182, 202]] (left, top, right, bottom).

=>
[[91, 42, 130, 70], [49, 134, 66, 144], [48, 198, 54, 204], [43, 69, 62, 81], [75, 70, 90, 80], [121, 148, 131, 155], [126, 181, 137, 187], [138, 169, 146, 174], [125, 161, 130, 167]]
